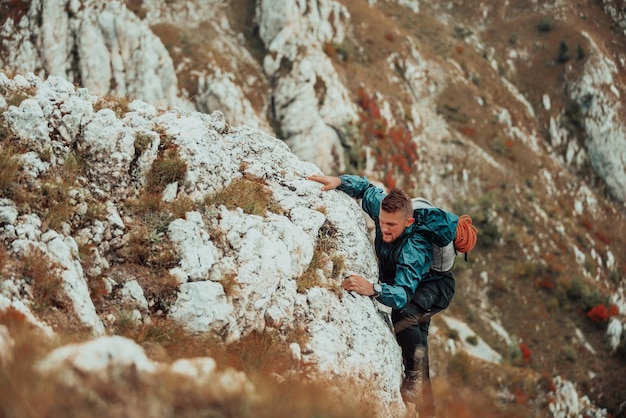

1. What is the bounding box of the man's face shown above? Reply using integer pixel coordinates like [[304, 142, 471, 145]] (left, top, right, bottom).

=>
[[379, 209, 415, 243]]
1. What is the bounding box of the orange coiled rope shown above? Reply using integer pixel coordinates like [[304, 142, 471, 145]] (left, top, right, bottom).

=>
[[454, 214, 477, 253]]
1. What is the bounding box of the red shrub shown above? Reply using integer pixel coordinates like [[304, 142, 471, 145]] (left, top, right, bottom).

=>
[[514, 386, 530, 404], [323, 42, 336, 59], [519, 342, 531, 362], [586, 304, 618, 323], [460, 126, 475, 137], [595, 231, 611, 245], [536, 279, 556, 290], [384, 172, 396, 190], [355, 89, 418, 190]]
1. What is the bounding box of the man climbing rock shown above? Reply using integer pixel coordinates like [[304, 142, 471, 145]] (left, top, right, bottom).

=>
[[308, 174, 476, 417]]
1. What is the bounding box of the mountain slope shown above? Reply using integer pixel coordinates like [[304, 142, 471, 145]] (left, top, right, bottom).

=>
[[0, 0, 625, 416]]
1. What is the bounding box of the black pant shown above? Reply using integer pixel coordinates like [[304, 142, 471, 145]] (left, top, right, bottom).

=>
[[392, 271, 455, 368], [392, 271, 455, 413]]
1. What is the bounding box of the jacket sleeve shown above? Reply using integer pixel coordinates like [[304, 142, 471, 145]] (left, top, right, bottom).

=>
[[338, 175, 384, 221], [377, 233, 433, 309]]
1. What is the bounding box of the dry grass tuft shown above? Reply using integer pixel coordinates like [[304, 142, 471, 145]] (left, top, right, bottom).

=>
[[134, 131, 154, 156], [204, 175, 284, 216], [38, 179, 75, 231], [219, 272, 239, 297], [2, 149, 94, 232], [297, 246, 328, 293], [145, 148, 187, 194], [0, 143, 22, 199], [124, 0, 148, 19], [19, 246, 68, 312], [0, 242, 7, 272], [0, 306, 30, 334], [0, 312, 374, 418], [93, 94, 132, 118], [168, 193, 196, 219], [122, 192, 182, 270], [228, 329, 293, 376], [0, 317, 53, 417], [297, 220, 344, 295], [107, 314, 223, 363], [134, 269, 179, 312], [250, 377, 377, 418], [1, 85, 36, 108], [0, 318, 100, 418], [124, 225, 178, 269]]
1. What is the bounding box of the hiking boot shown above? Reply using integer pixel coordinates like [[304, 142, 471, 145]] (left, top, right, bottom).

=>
[[400, 369, 423, 404]]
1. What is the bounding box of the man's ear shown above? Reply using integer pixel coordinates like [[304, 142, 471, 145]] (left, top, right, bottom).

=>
[[406, 217, 415, 227]]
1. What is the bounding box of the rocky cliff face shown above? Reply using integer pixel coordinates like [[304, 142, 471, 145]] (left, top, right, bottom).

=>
[[0, 73, 407, 417], [1, 0, 626, 417]]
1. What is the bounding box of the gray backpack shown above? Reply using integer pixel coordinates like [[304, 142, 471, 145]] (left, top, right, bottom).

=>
[[411, 197, 457, 272]]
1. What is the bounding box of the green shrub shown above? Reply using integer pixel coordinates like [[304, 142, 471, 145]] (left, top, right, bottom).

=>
[[466, 335, 478, 346], [561, 345, 577, 362], [134, 131, 154, 156], [581, 288, 606, 311], [447, 329, 459, 340], [447, 352, 472, 382], [557, 41, 570, 63], [566, 276, 583, 300], [537, 18, 553, 32]]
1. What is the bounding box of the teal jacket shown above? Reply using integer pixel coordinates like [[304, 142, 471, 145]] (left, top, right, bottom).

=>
[[338, 175, 458, 309]]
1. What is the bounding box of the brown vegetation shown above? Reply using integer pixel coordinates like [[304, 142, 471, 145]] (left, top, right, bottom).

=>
[[204, 174, 284, 216]]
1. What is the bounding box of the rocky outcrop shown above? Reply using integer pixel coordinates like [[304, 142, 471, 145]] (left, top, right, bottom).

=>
[[602, 0, 626, 31], [35, 336, 255, 417], [567, 33, 626, 203], [0, 72, 404, 416], [0, 0, 180, 108], [256, 0, 358, 173]]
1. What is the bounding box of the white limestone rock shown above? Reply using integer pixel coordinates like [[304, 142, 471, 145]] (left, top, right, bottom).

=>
[[121, 280, 149, 312], [43, 231, 105, 334], [549, 376, 608, 418], [0, 199, 18, 225], [169, 357, 255, 398], [83, 109, 136, 191], [0, 0, 180, 108], [36, 336, 157, 387], [195, 70, 270, 132], [255, 0, 357, 173], [167, 212, 219, 282], [568, 33, 626, 203], [168, 281, 234, 334]]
